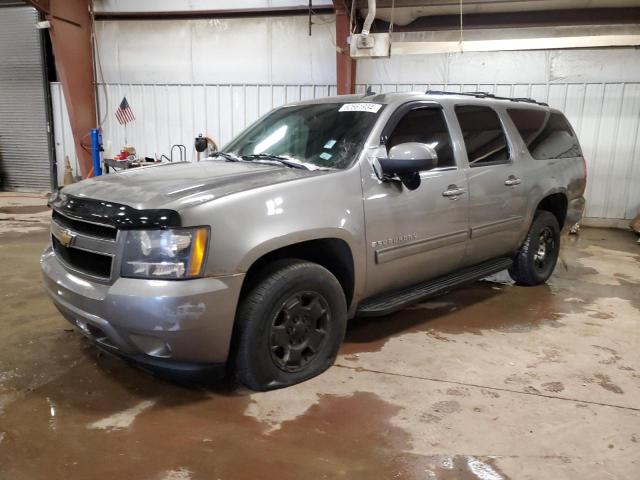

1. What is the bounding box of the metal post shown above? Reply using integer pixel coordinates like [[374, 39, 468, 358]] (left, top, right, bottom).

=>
[[26, 0, 98, 179], [90, 128, 102, 176], [333, 1, 356, 95]]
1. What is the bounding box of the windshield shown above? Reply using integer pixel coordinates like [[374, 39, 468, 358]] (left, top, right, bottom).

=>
[[223, 102, 384, 170]]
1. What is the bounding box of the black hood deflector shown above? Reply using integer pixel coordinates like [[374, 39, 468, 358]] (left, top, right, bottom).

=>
[[49, 193, 181, 229]]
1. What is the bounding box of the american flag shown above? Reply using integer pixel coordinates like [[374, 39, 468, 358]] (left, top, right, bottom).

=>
[[115, 97, 135, 125]]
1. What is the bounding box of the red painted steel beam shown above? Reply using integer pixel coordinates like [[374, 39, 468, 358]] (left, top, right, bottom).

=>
[[27, 0, 96, 179], [333, 1, 356, 95]]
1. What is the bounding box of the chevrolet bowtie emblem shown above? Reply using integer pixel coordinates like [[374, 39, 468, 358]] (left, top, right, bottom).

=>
[[57, 228, 76, 247]]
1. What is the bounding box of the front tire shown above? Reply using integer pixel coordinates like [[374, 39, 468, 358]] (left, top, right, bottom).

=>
[[509, 210, 560, 286], [233, 259, 347, 391]]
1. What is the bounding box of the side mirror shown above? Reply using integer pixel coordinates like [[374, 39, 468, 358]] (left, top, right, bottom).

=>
[[377, 142, 438, 190]]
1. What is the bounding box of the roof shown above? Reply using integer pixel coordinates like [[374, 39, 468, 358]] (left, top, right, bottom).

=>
[[294, 90, 551, 110]]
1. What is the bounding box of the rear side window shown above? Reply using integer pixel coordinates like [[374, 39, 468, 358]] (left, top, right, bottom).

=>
[[455, 105, 510, 167], [387, 108, 456, 168], [507, 109, 582, 160]]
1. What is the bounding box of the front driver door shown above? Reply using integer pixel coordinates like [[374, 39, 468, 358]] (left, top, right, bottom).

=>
[[362, 103, 470, 298]]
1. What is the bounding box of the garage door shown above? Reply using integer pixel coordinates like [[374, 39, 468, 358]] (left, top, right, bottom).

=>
[[0, 5, 52, 190]]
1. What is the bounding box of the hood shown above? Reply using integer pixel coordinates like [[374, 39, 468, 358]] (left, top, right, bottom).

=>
[[61, 160, 321, 210]]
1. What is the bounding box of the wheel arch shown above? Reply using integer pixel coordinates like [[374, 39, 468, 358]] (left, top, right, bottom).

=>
[[535, 191, 568, 229], [238, 234, 357, 310]]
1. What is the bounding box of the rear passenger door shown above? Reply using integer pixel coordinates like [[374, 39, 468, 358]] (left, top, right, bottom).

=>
[[454, 105, 527, 264]]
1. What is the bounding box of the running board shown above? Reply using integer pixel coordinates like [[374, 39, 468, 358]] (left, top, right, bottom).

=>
[[357, 257, 513, 317]]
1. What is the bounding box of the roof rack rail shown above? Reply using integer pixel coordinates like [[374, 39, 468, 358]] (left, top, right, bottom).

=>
[[425, 90, 548, 107]]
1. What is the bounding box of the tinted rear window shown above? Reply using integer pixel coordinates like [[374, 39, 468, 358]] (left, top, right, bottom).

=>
[[455, 105, 510, 167], [507, 109, 582, 160]]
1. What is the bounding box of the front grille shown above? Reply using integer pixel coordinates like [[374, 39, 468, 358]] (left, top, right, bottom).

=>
[[52, 210, 117, 240], [52, 236, 113, 278]]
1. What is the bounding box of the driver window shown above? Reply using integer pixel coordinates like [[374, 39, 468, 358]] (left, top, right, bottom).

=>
[[387, 108, 456, 168]]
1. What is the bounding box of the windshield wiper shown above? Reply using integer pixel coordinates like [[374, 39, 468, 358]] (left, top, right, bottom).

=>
[[241, 154, 310, 170], [211, 151, 242, 162]]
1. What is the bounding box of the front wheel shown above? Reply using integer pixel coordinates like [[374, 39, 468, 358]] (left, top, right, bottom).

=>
[[233, 259, 347, 391], [509, 210, 561, 286]]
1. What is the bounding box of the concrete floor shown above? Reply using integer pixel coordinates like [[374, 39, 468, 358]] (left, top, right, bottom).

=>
[[0, 192, 638, 480]]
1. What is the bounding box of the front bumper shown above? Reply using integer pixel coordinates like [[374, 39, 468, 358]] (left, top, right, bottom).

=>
[[41, 246, 244, 376]]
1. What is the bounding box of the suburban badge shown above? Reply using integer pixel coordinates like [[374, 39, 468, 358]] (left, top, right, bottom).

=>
[[371, 234, 418, 249]]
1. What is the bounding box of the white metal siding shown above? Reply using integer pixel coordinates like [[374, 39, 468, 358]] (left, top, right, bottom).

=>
[[93, 16, 337, 85], [51, 82, 336, 177], [51, 80, 639, 220], [80, 16, 640, 220], [0, 6, 52, 190]]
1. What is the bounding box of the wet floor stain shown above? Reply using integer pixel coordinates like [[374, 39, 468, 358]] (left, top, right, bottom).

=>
[[592, 345, 622, 365], [0, 360, 466, 480], [159, 467, 193, 480], [0, 197, 50, 235], [542, 382, 565, 393], [0, 205, 49, 215], [446, 387, 471, 397], [88, 399, 157, 430], [592, 374, 624, 395], [1, 225, 639, 478], [420, 455, 508, 480], [432, 400, 462, 415], [342, 280, 577, 356]]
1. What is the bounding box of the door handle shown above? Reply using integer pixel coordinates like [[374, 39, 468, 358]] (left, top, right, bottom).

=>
[[504, 176, 522, 186], [442, 185, 466, 198]]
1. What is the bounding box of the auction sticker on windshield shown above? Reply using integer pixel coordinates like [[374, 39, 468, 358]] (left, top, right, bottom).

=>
[[339, 103, 382, 113]]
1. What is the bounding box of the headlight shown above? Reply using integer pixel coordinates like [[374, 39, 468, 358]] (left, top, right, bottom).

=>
[[121, 227, 209, 279]]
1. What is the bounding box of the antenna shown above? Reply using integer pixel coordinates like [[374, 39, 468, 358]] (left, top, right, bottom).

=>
[[363, 85, 376, 97]]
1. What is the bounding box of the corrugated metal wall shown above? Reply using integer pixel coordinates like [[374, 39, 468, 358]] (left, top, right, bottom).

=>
[[93, 16, 336, 85], [51, 81, 639, 220], [51, 81, 336, 173], [0, 6, 52, 190]]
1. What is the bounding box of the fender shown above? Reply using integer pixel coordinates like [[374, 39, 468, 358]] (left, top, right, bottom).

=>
[[518, 185, 568, 245], [237, 228, 357, 274]]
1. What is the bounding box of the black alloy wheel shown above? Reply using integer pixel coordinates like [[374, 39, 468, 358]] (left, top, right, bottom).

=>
[[269, 292, 329, 372], [233, 259, 347, 391], [533, 226, 556, 272], [509, 210, 561, 286]]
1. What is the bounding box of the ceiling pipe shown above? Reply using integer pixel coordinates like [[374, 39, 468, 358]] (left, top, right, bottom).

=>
[[361, 0, 376, 35]]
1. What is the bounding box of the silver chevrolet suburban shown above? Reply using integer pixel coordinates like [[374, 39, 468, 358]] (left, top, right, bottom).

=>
[[41, 91, 586, 390]]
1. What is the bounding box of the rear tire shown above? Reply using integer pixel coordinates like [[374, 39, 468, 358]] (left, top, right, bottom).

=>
[[233, 259, 347, 391], [509, 210, 560, 286]]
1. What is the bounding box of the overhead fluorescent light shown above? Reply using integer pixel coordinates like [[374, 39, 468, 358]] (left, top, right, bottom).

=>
[[392, 34, 640, 55]]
